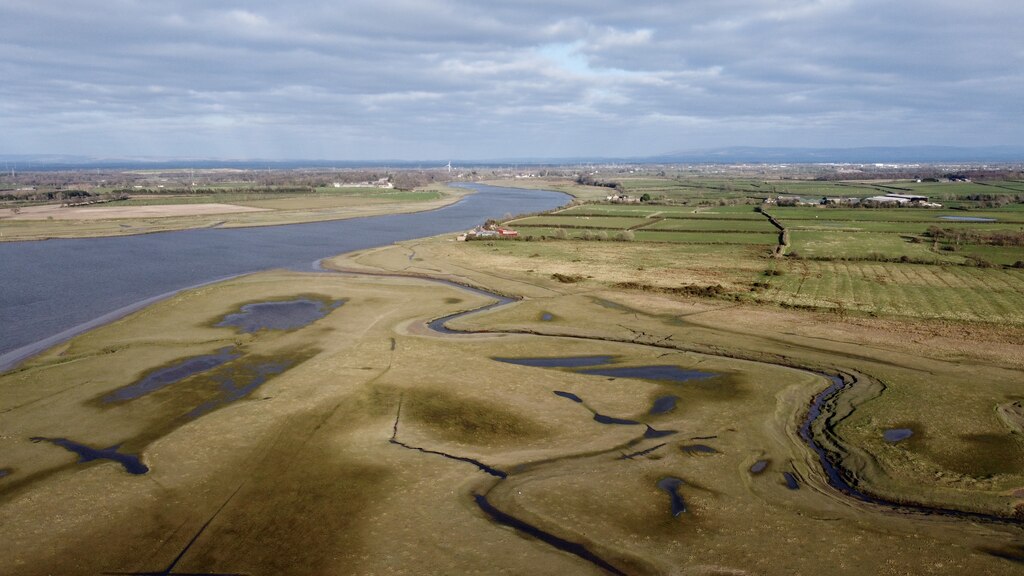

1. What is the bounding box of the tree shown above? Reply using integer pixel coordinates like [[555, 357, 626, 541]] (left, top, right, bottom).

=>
[[640, 193, 651, 202]]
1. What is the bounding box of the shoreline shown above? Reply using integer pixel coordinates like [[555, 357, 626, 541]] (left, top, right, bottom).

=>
[[0, 185, 471, 243], [0, 183, 572, 372]]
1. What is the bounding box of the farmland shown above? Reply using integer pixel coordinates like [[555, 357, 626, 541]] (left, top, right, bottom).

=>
[[499, 175, 1024, 324]]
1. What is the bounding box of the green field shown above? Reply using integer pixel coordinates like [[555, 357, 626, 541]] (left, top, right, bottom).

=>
[[786, 230, 954, 261], [643, 217, 777, 232], [764, 260, 1024, 322], [632, 230, 778, 244], [508, 215, 651, 229], [494, 176, 1024, 324]]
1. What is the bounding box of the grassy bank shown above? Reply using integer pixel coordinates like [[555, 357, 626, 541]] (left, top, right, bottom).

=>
[[0, 185, 465, 241]]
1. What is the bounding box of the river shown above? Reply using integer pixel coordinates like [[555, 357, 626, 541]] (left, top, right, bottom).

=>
[[0, 183, 569, 371]]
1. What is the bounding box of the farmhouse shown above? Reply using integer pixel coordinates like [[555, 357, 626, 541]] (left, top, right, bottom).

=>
[[334, 178, 394, 189], [607, 193, 639, 203], [459, 224, 519, 240]]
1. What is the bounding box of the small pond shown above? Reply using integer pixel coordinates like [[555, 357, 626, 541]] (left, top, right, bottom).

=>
[[656, 477, 687, 516], [30, 437, 148, 475], [216, 298, 343, 333], [103, 347, 241, 403], [680, 444, 719, 455], [575, 365, 716, 383], [553, 390, 583, 403], [186, 360, 293, 419], [883, 428, 914, 442], [644, 425, 677, 439], [649, 395, 679, 415], [938, 216, 997, 222]]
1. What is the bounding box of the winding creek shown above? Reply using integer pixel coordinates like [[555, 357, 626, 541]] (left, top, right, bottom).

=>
[[396, 268, 1024, 573]]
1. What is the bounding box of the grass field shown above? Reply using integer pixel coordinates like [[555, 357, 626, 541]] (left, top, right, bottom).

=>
[[765, 260, 1024, 322], [642, 217, 777, 232], [508, 215, 652, 229], [489, 176, 1024, 324]]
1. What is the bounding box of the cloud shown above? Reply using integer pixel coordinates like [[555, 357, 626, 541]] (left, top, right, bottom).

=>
[[0, 0, 1021, 159]]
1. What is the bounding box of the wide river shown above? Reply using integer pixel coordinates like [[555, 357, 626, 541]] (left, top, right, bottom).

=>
[[0, 183, 568, 371]]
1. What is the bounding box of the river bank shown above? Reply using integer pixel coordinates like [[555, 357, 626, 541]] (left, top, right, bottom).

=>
[[0, 184, 471, 242], [0, 183, 569, 371]]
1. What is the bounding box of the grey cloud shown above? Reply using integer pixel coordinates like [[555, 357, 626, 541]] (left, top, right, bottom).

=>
[[0, 0, 1021, 158]]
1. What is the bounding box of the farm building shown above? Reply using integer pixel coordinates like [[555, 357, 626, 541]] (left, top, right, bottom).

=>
[[459, 225, 519, 240], [607, 193, 639, 203], [864, 193, 941, 207]]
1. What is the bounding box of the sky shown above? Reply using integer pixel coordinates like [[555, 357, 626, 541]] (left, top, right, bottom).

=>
[[1, 0, 1022, 161]]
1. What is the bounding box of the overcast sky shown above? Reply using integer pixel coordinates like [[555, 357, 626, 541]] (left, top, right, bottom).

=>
[[1, 0, 1021, 160]]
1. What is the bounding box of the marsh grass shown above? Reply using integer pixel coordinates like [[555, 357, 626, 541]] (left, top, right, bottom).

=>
[[402, 387, 550, 445]]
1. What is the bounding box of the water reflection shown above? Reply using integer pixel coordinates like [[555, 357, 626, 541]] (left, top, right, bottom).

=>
[[216, 298, 343, 333], [30, 437, 148, 475], [102, 347, 241, 403]]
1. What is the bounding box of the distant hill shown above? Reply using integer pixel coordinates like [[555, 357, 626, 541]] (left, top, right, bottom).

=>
[[1, 146, 1022, 170], [647, 146, 1024, 164]]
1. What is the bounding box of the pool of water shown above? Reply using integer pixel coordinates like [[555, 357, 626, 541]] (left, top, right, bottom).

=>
[[553, 390, 583, 403], [575, 365, 717, 383], [216, 298, 343, 333], [30, 437, 148, 475], [592, 413, 640, 426], [102, 347, 241, 402], [938, 216, 997, 222], [884, 428, 914, 442], [185, 360, 294, 419], [680, 444, 719, 455], [644, 425, 677, 439], [750, 460, 770, 474], [656, 477, 687, 516], [649, 395, 679, 415]]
